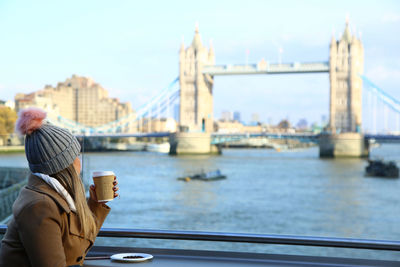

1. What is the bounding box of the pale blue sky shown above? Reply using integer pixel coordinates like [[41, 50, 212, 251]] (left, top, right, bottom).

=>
[[0, 0, 399, 127]]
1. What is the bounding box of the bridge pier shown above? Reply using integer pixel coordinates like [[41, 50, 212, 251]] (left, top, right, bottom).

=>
[[319, 133, 369, 158], [169, 132, 221, 155]]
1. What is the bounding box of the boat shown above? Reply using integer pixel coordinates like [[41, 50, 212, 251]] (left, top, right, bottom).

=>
[[368, 138, 380, 149], [365, 159, 399, 178], [105, 142, 146, 151], [177, 169, 226, 182], [146, 142, 170, 153]]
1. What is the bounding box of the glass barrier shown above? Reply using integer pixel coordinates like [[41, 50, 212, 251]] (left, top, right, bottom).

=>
[[57, 137, 400, 259], [1, 133, 400, 260], [2, 1, 400, 264], [0, 134, 27, 225]]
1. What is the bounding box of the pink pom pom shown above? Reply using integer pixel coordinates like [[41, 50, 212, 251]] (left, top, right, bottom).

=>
[[15, 107, 47, 135]]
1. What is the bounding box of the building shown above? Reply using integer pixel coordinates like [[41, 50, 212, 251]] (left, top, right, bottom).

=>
[[251, 113, 260, 123], [296, 118, 308, 130], [173, 104, 180, 122], [15, 75, 134, 132], [138, 118, 177, 133], [5, 100, 15, 110], [220, 110, 233, 122], [329, 21, 363, 133], [215, 121, 267, 134], [233, 111, 241, 122], [216, 120, 297, 134], [216, 121, 242, 133]]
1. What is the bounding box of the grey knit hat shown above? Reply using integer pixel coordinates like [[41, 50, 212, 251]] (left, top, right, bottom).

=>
[[15, 107, 81, 175]]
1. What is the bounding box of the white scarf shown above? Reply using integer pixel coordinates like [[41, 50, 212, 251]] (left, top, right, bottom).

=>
[[33, 173, 77, 213]]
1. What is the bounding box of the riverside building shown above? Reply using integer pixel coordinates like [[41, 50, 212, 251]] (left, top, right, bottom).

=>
[[15, 75, 133, 131]]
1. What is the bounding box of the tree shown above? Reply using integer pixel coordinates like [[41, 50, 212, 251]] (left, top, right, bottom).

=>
[[0, 106, 17, 144]]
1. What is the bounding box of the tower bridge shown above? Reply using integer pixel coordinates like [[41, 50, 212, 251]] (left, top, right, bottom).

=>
[[172, 21, 366, 156], [51, 20, 400, 157]]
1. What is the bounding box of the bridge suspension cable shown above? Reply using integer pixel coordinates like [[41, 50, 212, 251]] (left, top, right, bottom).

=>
[[49, 77, 180, 134], [93, 77, 179, 133], [361, 75, 400, 134], [361, 75, 400, 113]]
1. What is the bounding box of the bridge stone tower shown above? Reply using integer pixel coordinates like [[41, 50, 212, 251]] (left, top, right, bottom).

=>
[[170, 26, 219, 155], [179, 26, 215, 133], [328, 21, 364, 133], [320, 20, 368, 157]]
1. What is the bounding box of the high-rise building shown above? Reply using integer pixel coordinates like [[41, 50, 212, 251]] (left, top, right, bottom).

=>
[[233, 111, 241, 122], [321, 115, 328, 127], [221, 111, 233, 121], [173, 104, 180, 122], [15, 75, 133, 131], [251, 113, 260, 123], [296, 118, 308, 130]]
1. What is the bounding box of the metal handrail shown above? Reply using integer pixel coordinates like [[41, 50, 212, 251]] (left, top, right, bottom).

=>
[[1, 225, 399, 251]]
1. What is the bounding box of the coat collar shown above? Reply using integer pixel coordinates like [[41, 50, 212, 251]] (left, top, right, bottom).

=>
[[26, 174, 72, 213]]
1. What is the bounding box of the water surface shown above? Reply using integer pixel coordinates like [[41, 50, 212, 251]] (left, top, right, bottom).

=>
[[2, 145, 400, 259]]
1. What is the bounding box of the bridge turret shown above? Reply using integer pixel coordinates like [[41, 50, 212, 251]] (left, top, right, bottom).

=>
[[179, 37, 185, 55], [328, 19, 364, 133], [191, 24, 204, 51], [208, 39, 215, 65], [341, 21, 352, 43]]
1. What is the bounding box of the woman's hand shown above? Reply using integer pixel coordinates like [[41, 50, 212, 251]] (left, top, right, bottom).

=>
[[89, 176, 119, 203]]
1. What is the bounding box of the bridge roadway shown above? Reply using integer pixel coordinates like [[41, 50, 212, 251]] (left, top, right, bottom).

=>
[[74, 132, 400, 143], [202, 62, 330, 76]]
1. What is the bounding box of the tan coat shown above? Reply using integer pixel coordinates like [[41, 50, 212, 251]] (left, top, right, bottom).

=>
[[0, 174, 110, 267]]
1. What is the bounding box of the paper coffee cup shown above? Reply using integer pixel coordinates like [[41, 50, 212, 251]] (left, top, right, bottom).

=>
[[92, 171, 115, 202]]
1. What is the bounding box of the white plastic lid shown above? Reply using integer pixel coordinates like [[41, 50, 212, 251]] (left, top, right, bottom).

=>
[[92, 171, 115, 177]]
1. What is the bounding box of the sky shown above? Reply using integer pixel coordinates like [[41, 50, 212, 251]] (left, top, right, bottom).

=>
[[0, 0, 399, 127]]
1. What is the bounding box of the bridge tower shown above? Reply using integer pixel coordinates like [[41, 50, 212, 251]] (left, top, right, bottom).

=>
[[179, 25, 215, 133], [170, 26, 219, 154], [329, 20, 364, 133], [320, 20, 368, 157]]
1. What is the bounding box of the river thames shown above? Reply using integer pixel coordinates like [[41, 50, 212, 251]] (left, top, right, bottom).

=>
[[1, 144, 400, 260]]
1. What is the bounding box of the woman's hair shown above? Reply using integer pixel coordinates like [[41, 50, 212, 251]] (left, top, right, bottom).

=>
[[51, 164, 96, 239]]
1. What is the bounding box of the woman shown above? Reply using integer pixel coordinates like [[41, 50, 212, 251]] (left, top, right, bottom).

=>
[[0, 107, 119, 267]]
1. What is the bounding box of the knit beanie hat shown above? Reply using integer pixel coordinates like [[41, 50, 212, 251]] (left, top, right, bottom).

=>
[[15, 107, 81, 175]]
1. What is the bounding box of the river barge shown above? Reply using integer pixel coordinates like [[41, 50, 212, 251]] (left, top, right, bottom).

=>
[[365, 160, 399, 178]]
